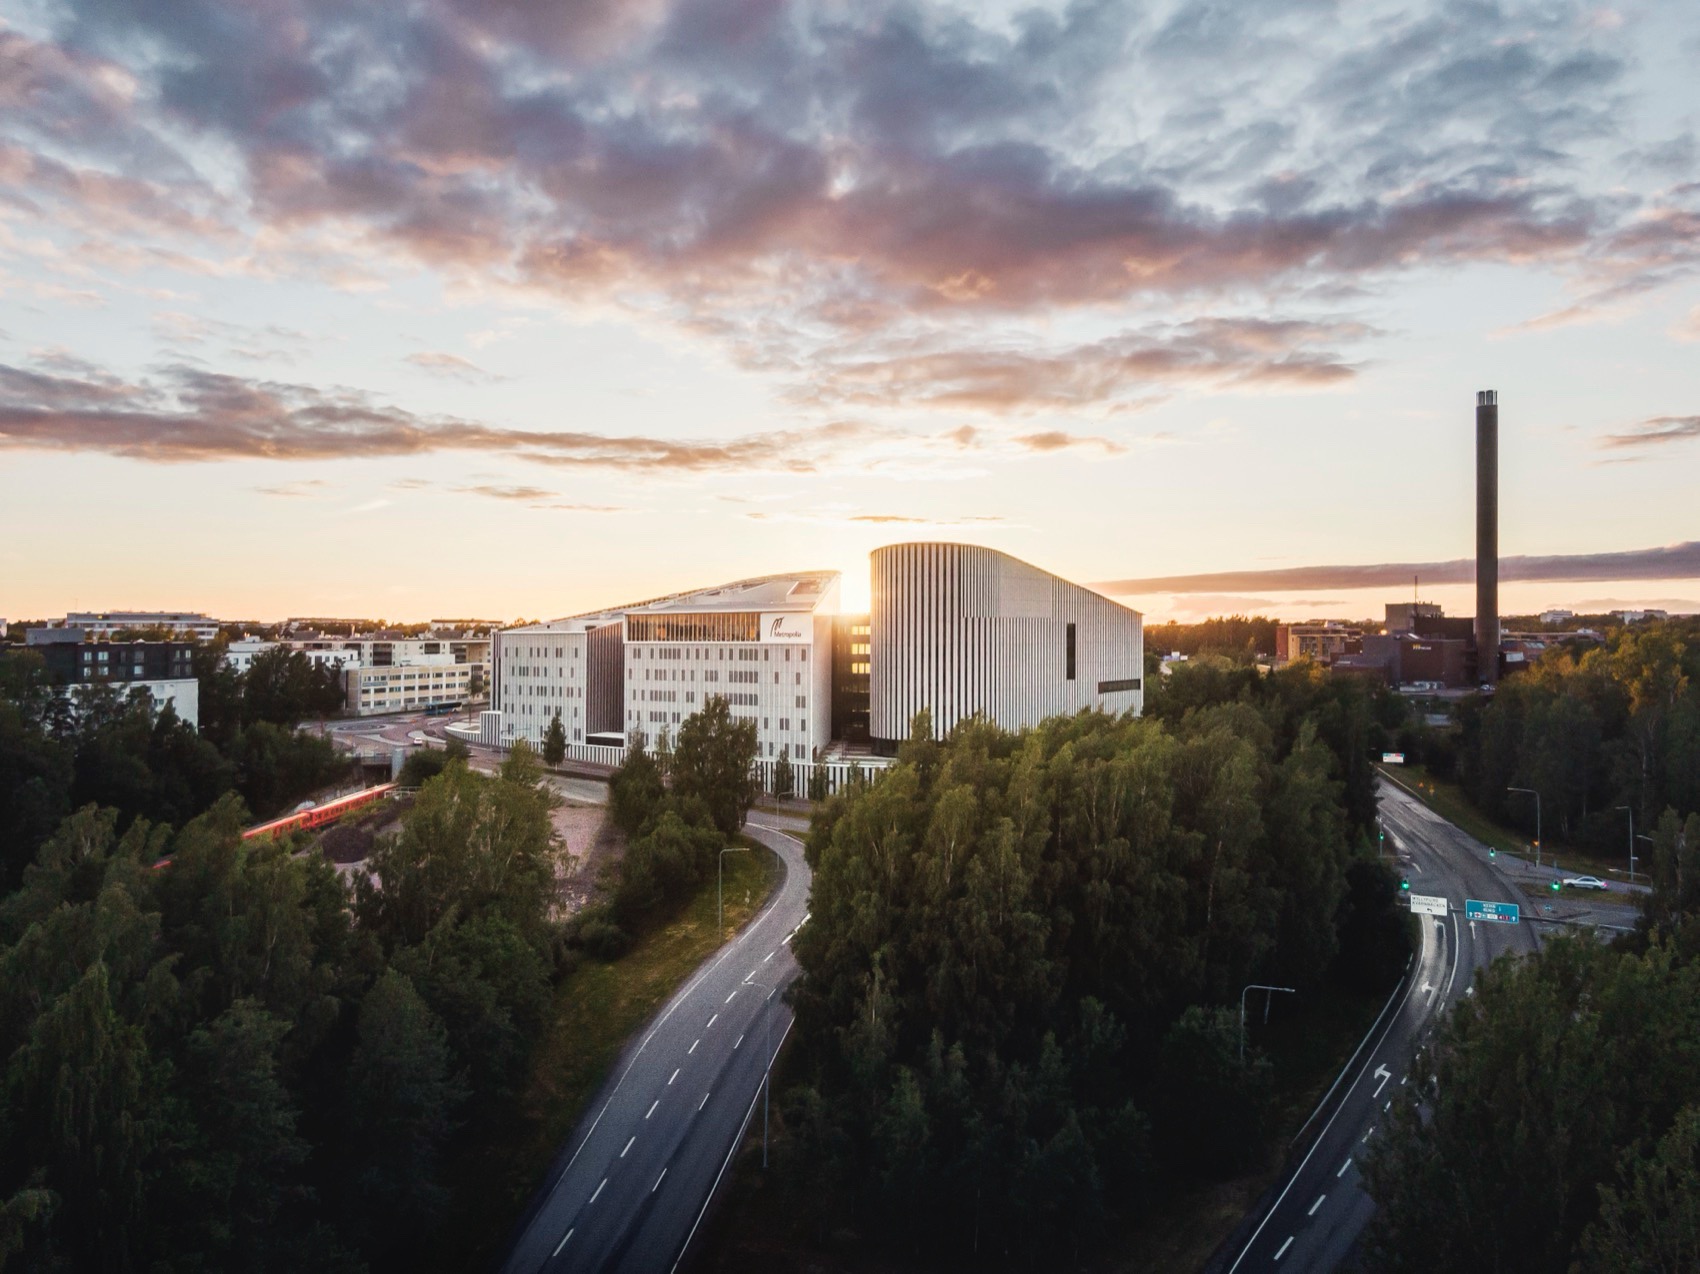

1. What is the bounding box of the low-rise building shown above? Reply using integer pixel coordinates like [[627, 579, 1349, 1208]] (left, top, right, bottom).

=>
[[1275, 622, 1364, 665], [343, 663, 479, 716], [16, 633, 201, 728], [54, 611, 222, 641]]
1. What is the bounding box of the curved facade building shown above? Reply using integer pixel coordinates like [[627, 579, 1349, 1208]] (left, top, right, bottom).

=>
[[869, 543, 1143, 747]]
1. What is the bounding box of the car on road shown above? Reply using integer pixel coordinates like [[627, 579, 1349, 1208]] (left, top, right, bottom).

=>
[[1562, 875, 1608, 891]]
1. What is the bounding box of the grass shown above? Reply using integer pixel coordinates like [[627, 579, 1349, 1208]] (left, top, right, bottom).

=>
[[1380, 764, 1637, 880], [434, 838, 784, 1272], [693, 974, 1405, 1274]]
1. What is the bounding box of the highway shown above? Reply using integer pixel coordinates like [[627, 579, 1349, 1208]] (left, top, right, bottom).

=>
[[1214, 777, 1543, 1272], [499, 815, 812, 1274]]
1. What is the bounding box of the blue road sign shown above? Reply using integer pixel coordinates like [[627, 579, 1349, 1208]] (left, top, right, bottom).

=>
[[1465, 899, 1520, 924]]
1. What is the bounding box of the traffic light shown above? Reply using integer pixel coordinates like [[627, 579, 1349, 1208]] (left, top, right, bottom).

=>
[[1551, 879, 1562, 891], [1401, 877, 1410, 891], [1489, 848, 1497, 858]]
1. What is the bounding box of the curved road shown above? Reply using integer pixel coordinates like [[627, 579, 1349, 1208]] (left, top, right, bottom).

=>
[[1215, 777, 1543, 1272], [500, 817, 811, 1274]]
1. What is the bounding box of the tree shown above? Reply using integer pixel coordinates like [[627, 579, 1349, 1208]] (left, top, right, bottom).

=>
[[341, 970, 465, 1233], [609, 735, 664, 836], [1364, 938, 1700, 1272], [772, 748, 794, 799], [242, 648, 345, 729], [670, 696, 759, 837], [1581, 1104, 1700, 1272], [542, 714, 567, 767]]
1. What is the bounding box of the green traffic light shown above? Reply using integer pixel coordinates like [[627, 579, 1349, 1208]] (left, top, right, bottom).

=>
[[1489, 848, 1496, 858], [1551, 879, 1561, 891], [1401, 878, 1410, 891]]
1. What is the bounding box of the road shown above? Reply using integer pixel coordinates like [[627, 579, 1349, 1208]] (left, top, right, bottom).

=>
[[1215, 777, 1543, 1272], [499, 814, 812, 1274]]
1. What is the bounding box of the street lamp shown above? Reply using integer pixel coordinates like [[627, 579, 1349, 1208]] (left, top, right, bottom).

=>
[[1508, 787, 1542, 868], [718, 845, 750, 938], [744, 974, 778, 1169], [1239, 984, 1296, 1065], [1618, 806, 1636, 882]]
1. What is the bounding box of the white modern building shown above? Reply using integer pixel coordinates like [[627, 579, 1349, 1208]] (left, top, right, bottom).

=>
[[496, 572, 839, 764], [868, 543, 1143, 746]]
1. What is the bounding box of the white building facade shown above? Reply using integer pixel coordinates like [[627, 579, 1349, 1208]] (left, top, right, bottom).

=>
[[496, 574, 839, 764], [868, 542, 1142, 746]]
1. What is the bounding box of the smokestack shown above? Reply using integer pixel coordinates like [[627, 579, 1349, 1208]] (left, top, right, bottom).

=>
[[1475, 390, 1499, 684]]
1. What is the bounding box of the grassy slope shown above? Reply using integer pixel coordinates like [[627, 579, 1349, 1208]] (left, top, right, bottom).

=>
[[1384, 764, 1636, 880], [435, 839, 784, 1272]]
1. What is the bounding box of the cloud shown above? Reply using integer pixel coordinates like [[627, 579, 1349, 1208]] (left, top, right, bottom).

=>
[[1671, 307, 1700, 342], [747, 510, 1006, 528], [253, 478, 330, 497], [1096, 542, 1700, 594], [454, 483, 556, 501], [6, 0, 1678, 410], [406, 351, 505, 383], [795, 318, 1368, 413], [0, 358, 894, 474], [1599, 415, 1700, 450]]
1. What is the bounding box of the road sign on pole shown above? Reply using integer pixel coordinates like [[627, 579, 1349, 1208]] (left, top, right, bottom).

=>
[[1409, 894, 1447, 917], [1465, 899, 1520, 924]]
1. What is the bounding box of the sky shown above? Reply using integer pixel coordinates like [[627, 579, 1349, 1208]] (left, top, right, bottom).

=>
[[1, 0, 1697, 625]]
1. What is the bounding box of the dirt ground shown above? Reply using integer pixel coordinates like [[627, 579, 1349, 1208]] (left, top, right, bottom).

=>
[[318, 797, 414, 864], [553, 799, 622, 917]]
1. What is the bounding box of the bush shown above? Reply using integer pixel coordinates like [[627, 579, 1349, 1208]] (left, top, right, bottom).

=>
[[574, 916, 632, 961]]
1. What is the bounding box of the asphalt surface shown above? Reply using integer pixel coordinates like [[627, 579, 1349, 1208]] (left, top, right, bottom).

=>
[[1214, 777, 1544, 1273], [499, 816, 812, 1274]]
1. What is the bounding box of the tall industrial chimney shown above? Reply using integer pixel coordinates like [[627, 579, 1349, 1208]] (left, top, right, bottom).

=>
[[1475, 390, 1499, 685]]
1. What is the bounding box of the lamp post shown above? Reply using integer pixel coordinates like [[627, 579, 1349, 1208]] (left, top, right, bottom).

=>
[[744, 975, 777, 1168], [1618, 805, 1636, 882], [1239, 984, 1296, 1065], [1508, 787, 1542, 868], [718, 845, 750, 938]]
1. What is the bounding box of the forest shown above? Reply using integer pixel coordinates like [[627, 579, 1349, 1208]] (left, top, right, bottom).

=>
[[1407, 617, 1700, 855], [0, 646, 349, 892], [780, 663, 1411, 1264], [1365, 810, 1700, 1272]]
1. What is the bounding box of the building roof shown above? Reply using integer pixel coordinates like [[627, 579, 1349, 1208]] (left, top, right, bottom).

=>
[[506, 571, 841, 634]]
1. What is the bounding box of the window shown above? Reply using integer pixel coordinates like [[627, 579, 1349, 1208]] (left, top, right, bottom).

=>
[[1096, 678, 1142, 694], [1066, 623, 1077, 681]]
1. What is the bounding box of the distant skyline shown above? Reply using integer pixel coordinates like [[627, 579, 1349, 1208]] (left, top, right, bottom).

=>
[[2, 0, 1698, 624]]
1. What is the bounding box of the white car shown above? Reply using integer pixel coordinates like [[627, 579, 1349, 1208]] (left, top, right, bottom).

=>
[[1562, 875, 1607, 891]]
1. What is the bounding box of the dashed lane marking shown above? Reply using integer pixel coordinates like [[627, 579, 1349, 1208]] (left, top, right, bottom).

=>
[[689, 1039, 699, 1055], [552, 1228, 574, 1257], [706, 1014, 718, 1029], [699, 1091, 711, 1111], [1337, 1157, 1352, 1178], [653, 1168, 667, 1193], [622, 1136, 635, 1158], [734, 1034, 744, 1049], [1309, 1195, 1325, 1217], [669, 1069, 679, 1085], [1275, 1236, 1294, 1261], [726, 991, 737, 1004], [646, 1101, 658, 1119], [590, 1178, 607, 1204]]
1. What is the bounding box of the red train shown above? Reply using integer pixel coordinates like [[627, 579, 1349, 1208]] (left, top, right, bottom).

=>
[[241, 783, 399, 842]]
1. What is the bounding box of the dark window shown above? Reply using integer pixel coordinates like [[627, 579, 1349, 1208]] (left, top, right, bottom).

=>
[[1066, 623, 1076, 680], [1097, 678, 1141, 693]]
